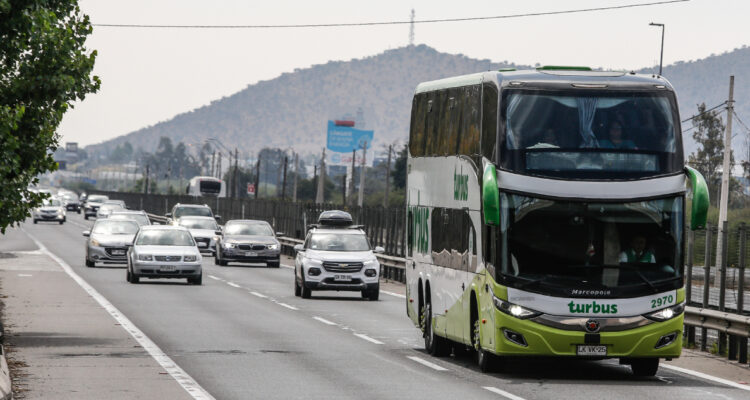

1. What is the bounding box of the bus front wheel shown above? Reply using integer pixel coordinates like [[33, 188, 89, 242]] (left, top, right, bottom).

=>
[[630, 358, 659, 377]]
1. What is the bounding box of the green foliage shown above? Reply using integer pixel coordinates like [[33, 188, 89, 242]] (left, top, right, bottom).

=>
[[392, 144, 408, 190], [0, 0, 99, 233]]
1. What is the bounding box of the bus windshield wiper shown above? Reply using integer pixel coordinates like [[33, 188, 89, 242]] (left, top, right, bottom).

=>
[[613, 264, 659, 293]]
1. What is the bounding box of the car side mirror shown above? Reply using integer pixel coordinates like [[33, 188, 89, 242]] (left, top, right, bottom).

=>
[[82, 231, 90, 237], [293, 244, 304, 252], [276, 232, 285, 237], [214, 215, 222, 223], [165, 213, 172, 218], [374, 246, 385, 254], [214, 230, 222, 236]]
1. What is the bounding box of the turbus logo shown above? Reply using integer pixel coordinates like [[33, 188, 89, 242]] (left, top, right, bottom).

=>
[[454, 167, 468, 201], [567, 301, 618, 314], [409, 204, 429, 255]]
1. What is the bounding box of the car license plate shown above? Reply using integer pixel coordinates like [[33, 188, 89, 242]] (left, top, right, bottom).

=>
[[245, 251, 257, 257], [577, 345, 607, 356], [198, 242, 207, 247], [159, 265, 177, 272], [112, 249, 125, 255], [334, 274, 353, 282]]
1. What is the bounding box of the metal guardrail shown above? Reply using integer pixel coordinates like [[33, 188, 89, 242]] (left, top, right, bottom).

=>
[[684, 307, 750, 338]]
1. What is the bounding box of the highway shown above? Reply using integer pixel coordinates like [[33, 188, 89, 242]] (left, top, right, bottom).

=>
[[4, 212, 749, 400]]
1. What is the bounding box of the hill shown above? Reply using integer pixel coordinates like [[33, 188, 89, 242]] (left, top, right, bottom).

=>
[[86, 44, 750, 160]]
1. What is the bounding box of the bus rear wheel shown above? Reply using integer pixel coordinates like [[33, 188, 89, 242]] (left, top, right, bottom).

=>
[[630, 358, 659, 377], [423, 303, 450, 356]]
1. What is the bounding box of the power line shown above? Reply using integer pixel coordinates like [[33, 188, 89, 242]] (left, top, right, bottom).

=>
[[681, 101, 727, 124], [93, 0, 688, 29], [681, 108, 727, 135], [732, 110, 750, 134]]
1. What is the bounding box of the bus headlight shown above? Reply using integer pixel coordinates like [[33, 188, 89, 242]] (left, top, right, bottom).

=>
[[493, 296, 541, 319], [644, 302, 684, 322]]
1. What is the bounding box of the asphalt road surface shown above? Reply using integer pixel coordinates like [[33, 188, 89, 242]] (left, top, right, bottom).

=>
[[5, 213, 749, 400]]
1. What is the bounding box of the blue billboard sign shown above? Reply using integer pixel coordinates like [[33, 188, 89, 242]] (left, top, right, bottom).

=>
[[326, 120, 374, 153]]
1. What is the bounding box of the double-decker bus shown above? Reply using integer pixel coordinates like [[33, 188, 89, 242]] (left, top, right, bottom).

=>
[[187, 176, 226, 197], [405, 66, 709, 376]]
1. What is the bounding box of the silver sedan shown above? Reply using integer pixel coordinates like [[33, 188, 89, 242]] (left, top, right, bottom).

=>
[[126, 226, 203, 285], [83, 219, 140, 267]]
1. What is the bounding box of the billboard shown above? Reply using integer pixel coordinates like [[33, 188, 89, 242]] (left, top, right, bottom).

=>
[[66, 142, 78, 152], [326, 120, 374, 166]]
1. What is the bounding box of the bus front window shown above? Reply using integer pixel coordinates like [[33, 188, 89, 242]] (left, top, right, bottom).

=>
[[497, 193, 684, 298], [500, 90, 683, 179]]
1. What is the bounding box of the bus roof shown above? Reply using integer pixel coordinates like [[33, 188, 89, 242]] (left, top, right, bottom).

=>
[[414, 69, 674, 94]]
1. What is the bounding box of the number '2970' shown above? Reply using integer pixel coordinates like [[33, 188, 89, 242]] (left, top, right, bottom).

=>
[[651, 295, 674, 309]]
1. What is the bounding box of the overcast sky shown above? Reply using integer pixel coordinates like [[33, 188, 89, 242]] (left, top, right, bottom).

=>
[[59, 0, 749, 148]]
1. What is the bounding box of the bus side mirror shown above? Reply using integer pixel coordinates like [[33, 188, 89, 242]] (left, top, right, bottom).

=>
[[685, 166, 709, 230], [482, 163, 500, 226]]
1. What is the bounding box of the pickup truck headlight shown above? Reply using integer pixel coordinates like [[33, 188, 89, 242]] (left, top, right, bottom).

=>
[[138, 254, 153, 261], [644, 302, 685, 322], [493, 296, 542, 319], [184, 255, 198, 262]]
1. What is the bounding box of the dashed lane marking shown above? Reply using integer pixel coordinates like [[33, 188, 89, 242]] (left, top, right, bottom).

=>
[[406, 356, 448, 371], [227, 282, 240, 288], [482, 386, 527, 400], [250, 291, 268, 298], [276, 302, 298, 310], [23, 229, 216, 400], [661, 364, 750, 392], [208, 275, 222, 281], [313, 316, 337, 326], [354, 333, 384, 345], [280, 264, 294, 270]]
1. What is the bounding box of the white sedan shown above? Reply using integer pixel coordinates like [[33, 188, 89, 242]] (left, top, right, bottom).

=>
[[126, 226, 202, 285]]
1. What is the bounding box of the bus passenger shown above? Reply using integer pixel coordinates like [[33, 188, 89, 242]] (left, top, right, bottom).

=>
[[619, 235, 655, 263]]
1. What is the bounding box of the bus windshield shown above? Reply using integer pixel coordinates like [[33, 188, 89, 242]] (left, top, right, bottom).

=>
[[496, 193, 683, 297], [500, 90, 682, 179], [200, 180, 221, 195]]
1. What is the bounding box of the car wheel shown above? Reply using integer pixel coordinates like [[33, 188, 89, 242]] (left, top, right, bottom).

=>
[[84, 215, 88, 220], [126, 268, 132, 282], [219, 258, 228, 266], [77, 209, 81, 214], [367, 286, 380, 301], [189, 273, 203, 285], [86, 258, 95, 268], [268, 261, 280, 268], [294, 272, 302, 297], [33, 219, 38, 224], [59, 220, 64, 225], [630, 358, 659, 377], [301, 274, 312, 299]]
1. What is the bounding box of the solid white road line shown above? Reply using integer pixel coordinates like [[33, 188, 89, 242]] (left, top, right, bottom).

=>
[[227, 282, 241, 288], [661, 364, 750, 392], [277, 302, 298, 310], [382, 290, 406, 299], [354, 333, 384, 345], [280, 263, 294, 270], [313, 316, 337, 326], [250, 291, 267, 298], [483, 386, 527, 400], [23, 229, 216, 400], [406, 356, 448, 371]]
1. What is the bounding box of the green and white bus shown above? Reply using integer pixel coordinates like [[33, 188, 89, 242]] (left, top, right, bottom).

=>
[[404, 67, 709, 376]]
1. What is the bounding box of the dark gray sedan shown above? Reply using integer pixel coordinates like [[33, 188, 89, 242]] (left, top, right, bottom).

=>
[[215, 220, 281, 267], [83, 219, 140, 267]]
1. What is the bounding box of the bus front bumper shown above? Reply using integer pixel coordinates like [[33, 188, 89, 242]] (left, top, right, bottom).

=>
[[489, 311, 683, 359]]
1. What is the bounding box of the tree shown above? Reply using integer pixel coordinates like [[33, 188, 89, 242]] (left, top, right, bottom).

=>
[[392, 143, 408, 190], [687, 103, 732, 206], [0, 1, 99, 233]]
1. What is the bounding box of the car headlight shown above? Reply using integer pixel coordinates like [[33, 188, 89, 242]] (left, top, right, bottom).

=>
[[267, 244, 279, 250], [223, 242, 236, 249], [493, 296, 542, 319], [305, 257, 323, 265], [137, 254, 153, 261], [90, 239, 101, 247], [184, 255, 198, 262], [644, 302, 685, 322], [57, 210, 64, 215], [364, 259, 378, 266]]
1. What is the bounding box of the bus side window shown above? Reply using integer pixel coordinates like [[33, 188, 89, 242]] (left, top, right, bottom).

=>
[[425, 93, 439, 156], [409, 94, 427, 157], [458, 85, 481, 157], [481, 82, 499, 161], [407, 209, 413, 257]]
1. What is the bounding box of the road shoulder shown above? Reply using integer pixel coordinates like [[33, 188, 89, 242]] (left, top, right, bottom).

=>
[[0, 227, 192, 399]]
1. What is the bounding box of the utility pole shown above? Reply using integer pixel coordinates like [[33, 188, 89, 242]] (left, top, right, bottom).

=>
[[716, 76, 735, 270], [281, 155, 288, 200], [210, 151, 215, 177], [315, 148, 326, 204], [254, 157, 260, 199], [348, 148, 356, 206], [144, 164, 150, 195], [233, 148, 239, 198], [292, 153, 299, 202], [341, 174, 347, 205], [217, 152, 222, 179], [357, 141, 367, 208], [384, 144, 392, 207]]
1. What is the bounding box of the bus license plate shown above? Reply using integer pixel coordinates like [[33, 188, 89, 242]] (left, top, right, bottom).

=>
[[577, 345, 607, 356], [334, 274, 352, 282], [159, 265, 177, 272], [245, 251, 257, 257]]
